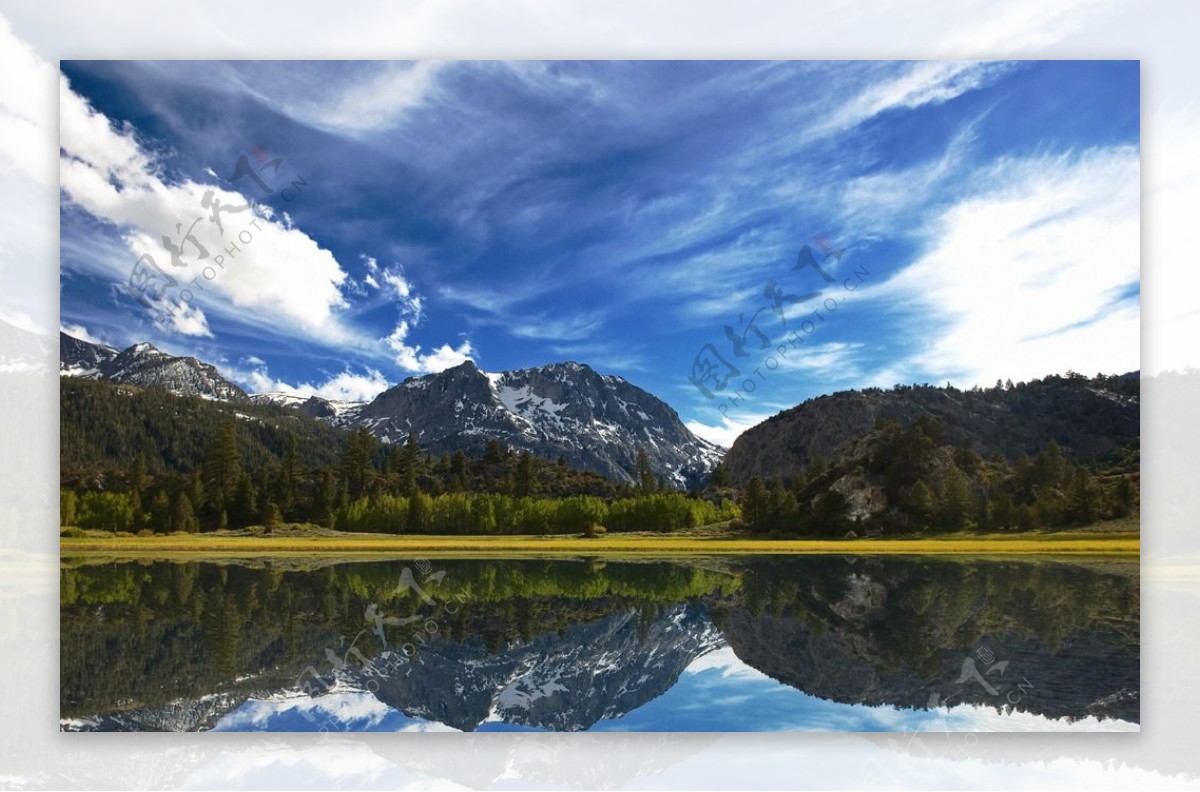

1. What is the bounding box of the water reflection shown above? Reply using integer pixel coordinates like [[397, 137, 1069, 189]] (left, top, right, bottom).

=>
[[60, 556, 1138, 732]]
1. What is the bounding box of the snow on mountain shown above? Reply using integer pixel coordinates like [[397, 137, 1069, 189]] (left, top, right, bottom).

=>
[[59, 330, 723, 485], [249, 392, 365, 427], [59, 332, 249, 402], [64, 603, 725, 733], [354, 360, 724, 487]]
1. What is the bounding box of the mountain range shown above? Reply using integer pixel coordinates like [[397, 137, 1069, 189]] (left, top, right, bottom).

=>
[[59, 332, 722, 486]]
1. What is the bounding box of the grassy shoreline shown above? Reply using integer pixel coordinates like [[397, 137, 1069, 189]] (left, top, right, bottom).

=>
[[60, 523, 1139, 557]]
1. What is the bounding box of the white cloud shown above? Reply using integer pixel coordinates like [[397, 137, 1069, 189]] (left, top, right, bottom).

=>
[[511, 312, 604, 341], [237, 61, 448, 136], [936, 0, 1116, 52], [155, 295, 214, 338], [686, 410, 773, 449], [835, 120, 977, 236], [861, 145, 1140, 385], [59, 322, 107, 345], [59, 76, 358, 347], [775, 341, 866, 373], [384, 321, 474, 374], [0, 15, 57, 188], [231, 363, 392, 403], [550, 340, 647, 371], [1144, 108, 1200, 375], [0, 16, 58, 336], [816, 61, 1011, 140], [0, 308, 41, 335], [381, 267, 424, 319]]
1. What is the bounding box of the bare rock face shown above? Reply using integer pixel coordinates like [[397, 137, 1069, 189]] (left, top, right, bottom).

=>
[[62, 328, 722, 485], [353, 360, 723, 487], [60, 332, 249, 403]]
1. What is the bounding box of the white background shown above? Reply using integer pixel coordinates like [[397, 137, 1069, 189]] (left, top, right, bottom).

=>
[[1, 0, 1198, 788]]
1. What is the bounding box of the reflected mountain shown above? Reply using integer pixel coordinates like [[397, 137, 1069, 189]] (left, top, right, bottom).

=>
[[60, 556, 1138, 732]]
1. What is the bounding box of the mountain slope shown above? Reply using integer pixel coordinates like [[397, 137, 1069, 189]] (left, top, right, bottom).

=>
[[60, 377, 348, 476], [354, 360, 722, 487], [249, 392, 364, 426], [722, 373, 1139, 486], [59, 332, 720, 485], [60, 332, 249, 403]]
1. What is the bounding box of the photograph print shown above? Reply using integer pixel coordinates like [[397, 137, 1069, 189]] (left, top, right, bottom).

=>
[[56, 60, 1140, 732]]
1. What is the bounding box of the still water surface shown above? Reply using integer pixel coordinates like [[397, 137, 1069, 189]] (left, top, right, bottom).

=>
[[60, 555, 1139, 732]]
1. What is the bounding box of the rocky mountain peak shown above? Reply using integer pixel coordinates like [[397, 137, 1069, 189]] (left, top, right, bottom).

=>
[[356, 360, 722, 486], [59, 331, 249, 403]]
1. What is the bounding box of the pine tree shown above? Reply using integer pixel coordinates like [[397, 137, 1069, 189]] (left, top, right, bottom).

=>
[[230, 473, 258, 528], [483, 440, 504, 465], [766, 477, 796, 532], [906, 479, 935, 527], [634, 448, 655, 495], [130, 452, 147, 516], [709, 462, 730, 489], [987, 491, 1016, 530], [203, 421, 242, 513], [341, 427, 377, 499], [278, 434, 299, 513], [402, 432, 421, 496], [938, 464, 973, 531], [188, 470, 205, 515], [260, 498, 282, 532], [1067, 468, 1100, 525], [740, 476, 768, 529], [1109, 476, 1136, 518], [1035, 440, 1069, 489], [171, 491, 198, 533], [515, 452, 536, 497], [149, 490, 171, 532], [812, 489, 851, 536]]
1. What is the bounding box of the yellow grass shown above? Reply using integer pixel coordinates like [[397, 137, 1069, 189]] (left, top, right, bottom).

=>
[[60, 528, 1139, 557]]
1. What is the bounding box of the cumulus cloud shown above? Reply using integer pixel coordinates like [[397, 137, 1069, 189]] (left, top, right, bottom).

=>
[[384, 321, 474, 374], [59, 75, 357, 346], [230, 363, 392, 403], [60, 322, 107, 345], [381, 267, 423, 319], [685, 411, 774, 449]]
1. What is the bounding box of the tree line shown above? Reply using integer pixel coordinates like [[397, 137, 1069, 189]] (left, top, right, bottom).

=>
[[61, 416, 738, 534], [725, 415, 1138, 537]]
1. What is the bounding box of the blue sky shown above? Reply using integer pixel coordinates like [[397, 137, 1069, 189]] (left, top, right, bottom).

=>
[[58, 60, 1140, 445]]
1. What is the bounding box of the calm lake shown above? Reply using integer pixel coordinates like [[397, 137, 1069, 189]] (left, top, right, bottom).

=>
[[60, 555, 1139, 732]]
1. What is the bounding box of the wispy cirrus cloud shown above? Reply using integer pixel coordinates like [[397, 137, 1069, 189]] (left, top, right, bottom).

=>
[[858, 145, 1140, 387]]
